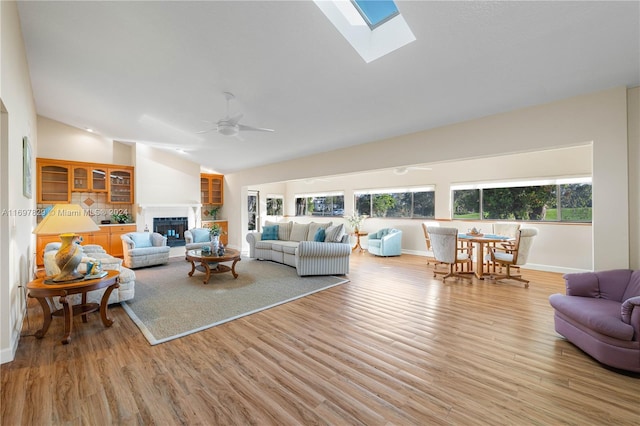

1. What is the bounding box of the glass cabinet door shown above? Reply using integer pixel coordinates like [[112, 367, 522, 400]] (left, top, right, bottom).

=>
[[72, 167, 89, 191], [109, 169, 133, 203], [92, 168, 107, 191]]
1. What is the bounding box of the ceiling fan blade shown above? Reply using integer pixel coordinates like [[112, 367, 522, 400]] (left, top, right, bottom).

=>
[[238, 123, 274, 132], [195, 127, 216, 134], [227, 113, 243, 126]]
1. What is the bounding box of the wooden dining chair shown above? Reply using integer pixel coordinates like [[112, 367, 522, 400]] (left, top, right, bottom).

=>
[[486, 228, 538, 287], [427, 226, 474, 282]]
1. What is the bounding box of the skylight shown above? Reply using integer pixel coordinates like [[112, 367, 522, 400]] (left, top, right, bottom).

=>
[[352, 0, 399, 29], [314, 0, 416, 63]]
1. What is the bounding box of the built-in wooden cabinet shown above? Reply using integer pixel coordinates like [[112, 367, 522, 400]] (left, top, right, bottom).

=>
[[72, 165, 107, 192], [37, 158, 133, 204], [200, 173, 224, 205], [108, 224, 137, 257], [108, 169, 134, 204], [36, 224, 137, 266], [37, 160, 71, 203], [202, 220, 228, 246]]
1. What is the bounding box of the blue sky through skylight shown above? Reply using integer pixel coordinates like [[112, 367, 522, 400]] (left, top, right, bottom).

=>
[[352, 0, 399, 29]]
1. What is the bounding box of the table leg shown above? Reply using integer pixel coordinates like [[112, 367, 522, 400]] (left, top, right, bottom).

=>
[[32, 296, 53, 339], [230, 258, 240, 278], [188, 259, 196, 277], [475, 242, 486, 279], [60, 295, 73, 345], [200, 261, 212, 284], [99, 282, 120, 327], [81, 292, 89, 323]]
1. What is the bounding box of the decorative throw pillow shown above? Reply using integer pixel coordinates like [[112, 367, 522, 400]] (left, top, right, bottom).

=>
[[324, 224, 345, 243], [266, 220, 293, 241], [289, 222, 310, 242], [306, 221, 333, 241], [262, 225, 279, 241], [313, 228, 326, 242], [192, 228, 210, 243], [130, 233, 152, 248]]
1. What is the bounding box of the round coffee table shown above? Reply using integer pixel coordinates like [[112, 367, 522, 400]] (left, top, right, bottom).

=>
[[186, 248, 241, 284]]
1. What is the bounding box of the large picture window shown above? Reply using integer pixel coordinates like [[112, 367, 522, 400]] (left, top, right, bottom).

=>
[[294, 193, 344, 217], [266, 196, 283, 216], [451, 178, 592, 222], [355, 187, 434, 218]]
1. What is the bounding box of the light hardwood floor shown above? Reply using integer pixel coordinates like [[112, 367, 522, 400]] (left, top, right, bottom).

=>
[[2, 253, 639, 425]]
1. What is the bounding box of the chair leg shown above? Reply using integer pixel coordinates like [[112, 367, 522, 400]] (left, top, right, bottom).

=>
[[489, 264, 529, 288]]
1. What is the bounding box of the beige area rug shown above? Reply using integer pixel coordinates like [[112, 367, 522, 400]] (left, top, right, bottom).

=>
[[121, 256, 349, 345]]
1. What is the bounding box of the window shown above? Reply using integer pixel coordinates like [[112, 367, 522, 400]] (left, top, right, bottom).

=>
[[451, 178, 592, 222], [294, 193, 345, 217], [352, 0, 399, 29], [313, 0, 415, 63], [355, 187, 435, 218], [266, 196, 283, 216]]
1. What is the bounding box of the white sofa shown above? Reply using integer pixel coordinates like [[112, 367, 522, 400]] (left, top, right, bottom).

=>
[[246, 221, 351, 276], [121, 232, 170, 269], [43, 243, 136, 305]]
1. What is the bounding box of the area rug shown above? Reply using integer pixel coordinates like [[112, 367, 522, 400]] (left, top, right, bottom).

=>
[[121, 257, 349, 345]]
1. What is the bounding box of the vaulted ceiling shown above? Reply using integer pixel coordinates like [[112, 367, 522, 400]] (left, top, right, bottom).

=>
[[17, 1, 640, 174]]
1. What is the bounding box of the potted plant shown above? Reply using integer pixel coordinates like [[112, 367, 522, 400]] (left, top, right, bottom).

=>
[[344, 211, 367, 233], [208, 223, 225, 253], [111, 212, 130, 224]]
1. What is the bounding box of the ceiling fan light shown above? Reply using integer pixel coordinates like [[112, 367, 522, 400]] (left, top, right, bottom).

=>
[[218, 124, 238, 136]]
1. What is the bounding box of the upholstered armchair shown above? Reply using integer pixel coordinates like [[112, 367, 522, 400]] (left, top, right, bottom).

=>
[[184, 227, 212, 258], [549, 269, 640, 372], [121, 232, 170, 269], [367, 228, 402, 257], [426, 226, 474, 282]]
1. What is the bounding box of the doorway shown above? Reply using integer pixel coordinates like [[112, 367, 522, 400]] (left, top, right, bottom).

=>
[[248, 190, 259, 232]]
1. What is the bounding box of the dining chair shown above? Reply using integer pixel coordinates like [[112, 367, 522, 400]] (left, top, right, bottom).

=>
[[487, 222, 521, 273], [421, 221, 440, 266], [427, 226, 474, 282], [486, 228, 538, 287]]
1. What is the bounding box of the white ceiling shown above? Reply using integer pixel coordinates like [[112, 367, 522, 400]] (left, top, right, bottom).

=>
[[17, 1, 640, 174]]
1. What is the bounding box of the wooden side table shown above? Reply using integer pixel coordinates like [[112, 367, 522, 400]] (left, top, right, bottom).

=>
[[27, 270, 120, 344], [350, 231, 369, 252]]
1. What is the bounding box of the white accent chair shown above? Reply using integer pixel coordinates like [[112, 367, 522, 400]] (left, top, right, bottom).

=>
[[184, 227, 212, 259], [427, 226, 474, 282]]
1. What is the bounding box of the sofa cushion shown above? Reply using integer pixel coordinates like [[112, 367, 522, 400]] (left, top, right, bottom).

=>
[[549, 294, 634, 341], [262, 225, 279, 240], [130, 232, 152, 248], [266, 220, 293, 241], [314, 228, 326, 242], [255, 241, 275, 250], [325, 224, 346, 243], [307, 222, 332, 241], [290, 223, 310, 242], [192, 228, 210, 243]]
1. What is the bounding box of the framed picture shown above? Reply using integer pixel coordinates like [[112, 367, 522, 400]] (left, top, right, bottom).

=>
[[23, 136, 32, 199]]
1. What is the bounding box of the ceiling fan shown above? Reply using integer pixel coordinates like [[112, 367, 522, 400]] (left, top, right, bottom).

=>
[[197, 92, 274, 137], [393, 166, 432, 175]]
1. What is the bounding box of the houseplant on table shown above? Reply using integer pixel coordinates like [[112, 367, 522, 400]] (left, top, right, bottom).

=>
[[208, 223, 226, 254], [344, 211, 367, 233]]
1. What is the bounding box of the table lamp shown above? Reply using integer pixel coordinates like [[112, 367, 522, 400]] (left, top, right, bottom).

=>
[[33, 204, 100, 282]]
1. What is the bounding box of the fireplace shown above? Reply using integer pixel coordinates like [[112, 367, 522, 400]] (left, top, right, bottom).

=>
[[153, 217, 188, 247]]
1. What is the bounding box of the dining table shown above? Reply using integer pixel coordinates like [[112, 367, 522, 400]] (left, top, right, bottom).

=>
[[457, 233, 514, 279]]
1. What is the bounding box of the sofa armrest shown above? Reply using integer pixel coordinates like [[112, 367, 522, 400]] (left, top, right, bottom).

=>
[[151, 233, 167, 247], [297, 241, 351, 258], [184, 230, 194, 244], [563, 272, 600, 297], [622, 295, 640, 323], [121, 234, 135, 250]]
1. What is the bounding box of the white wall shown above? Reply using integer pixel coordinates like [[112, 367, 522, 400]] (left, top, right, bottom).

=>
[[227, 87, 630, 273], [37, 116, 133, 166], [0, 1, 38, 363], [628, 87, 640, 269]]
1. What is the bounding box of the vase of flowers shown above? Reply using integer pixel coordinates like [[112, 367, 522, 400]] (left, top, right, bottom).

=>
[[209, 223, 224, 253], [345, 211, 367, 233]]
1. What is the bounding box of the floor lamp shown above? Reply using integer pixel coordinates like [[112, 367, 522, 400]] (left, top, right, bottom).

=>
[[33, 204, 100, 283]]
